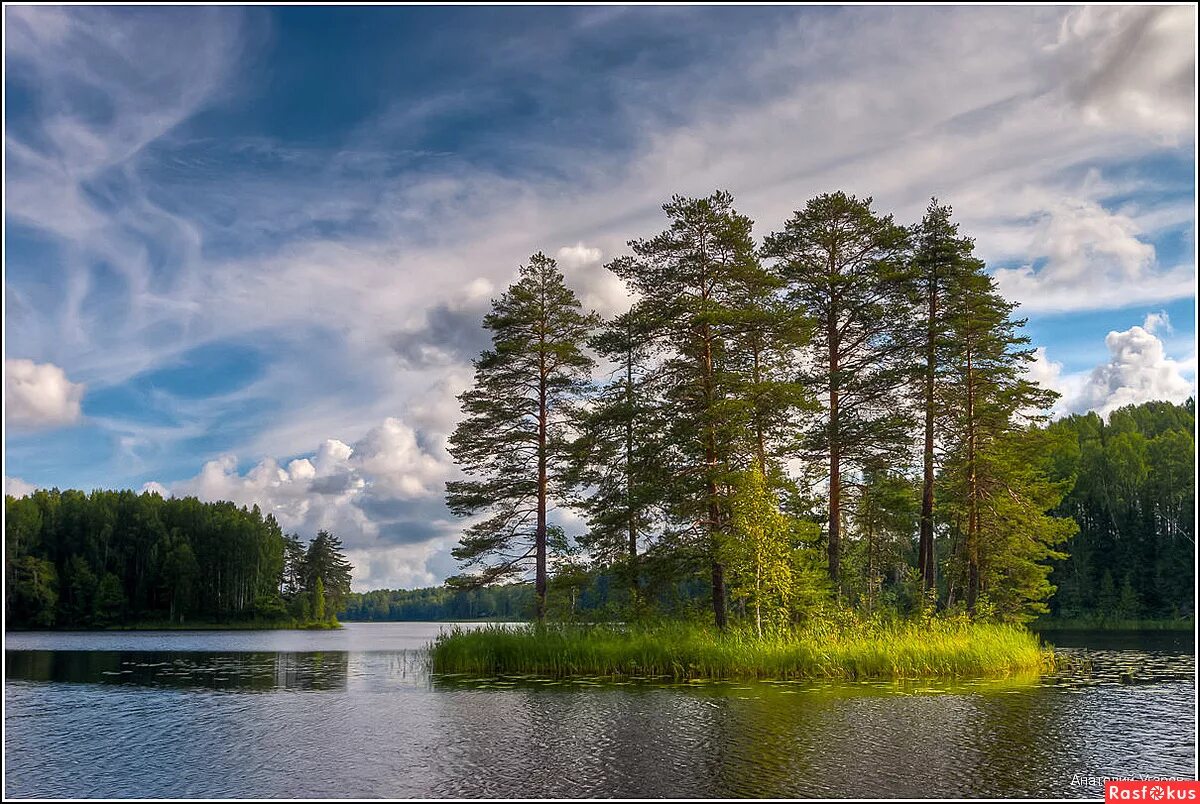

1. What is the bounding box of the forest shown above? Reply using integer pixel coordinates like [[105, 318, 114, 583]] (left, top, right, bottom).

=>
[[439, 190, 1196, 633], [4, 490, 353, 629]]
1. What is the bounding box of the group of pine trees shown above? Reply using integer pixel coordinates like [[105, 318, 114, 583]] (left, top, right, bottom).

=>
[[445, 190, 1092, 630], [4, 489, 353, 629]]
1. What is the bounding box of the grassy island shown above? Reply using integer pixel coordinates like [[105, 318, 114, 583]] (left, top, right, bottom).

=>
[[430, 619, 1052, 681]]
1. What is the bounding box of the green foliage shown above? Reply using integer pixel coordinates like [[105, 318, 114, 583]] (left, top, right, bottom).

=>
[[723, 464, 800, 635], [6, 555, 58, 627], [429, 619, 1051, 680], [312, 576, 326, 622], [3, 489, 353, 630], [762, 191, 914, 584], [434, 190, 1189, 636], [303, 530, 352, 615], [93, 572, 126, 626], [445, 252, 598, 620], [1043, 399, 1194, 621], [341, 584, 535, 621]]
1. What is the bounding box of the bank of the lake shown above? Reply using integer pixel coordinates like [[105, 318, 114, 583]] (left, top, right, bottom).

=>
[[1032, 617, 1195, 632], [430, 620, 1052, 680], [6, 618, 344, 633]]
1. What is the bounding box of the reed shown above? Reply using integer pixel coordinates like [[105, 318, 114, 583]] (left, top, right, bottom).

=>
[[429, 619, 1053, 681]]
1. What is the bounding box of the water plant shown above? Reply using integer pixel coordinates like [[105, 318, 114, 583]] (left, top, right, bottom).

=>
[[429, 618, 1053, 681]]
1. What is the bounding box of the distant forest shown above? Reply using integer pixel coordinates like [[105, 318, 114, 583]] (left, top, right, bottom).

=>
[[5, 491, 352, 629], [341, 398, 1195, 625]]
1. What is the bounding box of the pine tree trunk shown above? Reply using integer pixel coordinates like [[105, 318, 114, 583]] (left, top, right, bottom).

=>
[[965, 341, 980, 614], [535, 291, 549, 624], [919, 281, 937, 592], [828, 309, 841, 585], [701, 298, 727, 629], [625, 343, 639, 605]]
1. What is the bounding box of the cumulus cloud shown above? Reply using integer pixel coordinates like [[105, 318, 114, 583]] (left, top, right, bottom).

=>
[[556, 242, 631, 318], [158, 415, 459, 589], [991, 198, 1193, 312], [1024, 346, 1084, 419], [4, 359, 86, 429], [4, 476, 40, 498], [1045, 315, 1196, 418]]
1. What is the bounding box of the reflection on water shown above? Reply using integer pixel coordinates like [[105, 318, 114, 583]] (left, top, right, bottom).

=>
[[3, 624, 1195, 799], [6, 650, 353, 691]]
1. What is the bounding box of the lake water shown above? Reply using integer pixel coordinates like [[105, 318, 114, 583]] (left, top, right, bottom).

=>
[[3, 623, 1195, 798]]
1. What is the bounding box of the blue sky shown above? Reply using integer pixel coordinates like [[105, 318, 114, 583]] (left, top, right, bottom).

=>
[[4, 5, 1196, 589]]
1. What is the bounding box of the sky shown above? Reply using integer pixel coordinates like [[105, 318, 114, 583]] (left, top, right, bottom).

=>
[[3, 5, 1196, 591]]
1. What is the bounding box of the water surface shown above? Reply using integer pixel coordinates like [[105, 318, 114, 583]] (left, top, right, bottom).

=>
[[4, 623, 1194, 798]]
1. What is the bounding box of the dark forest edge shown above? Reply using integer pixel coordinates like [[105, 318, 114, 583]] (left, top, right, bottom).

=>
[[5, 491, 353, 631]]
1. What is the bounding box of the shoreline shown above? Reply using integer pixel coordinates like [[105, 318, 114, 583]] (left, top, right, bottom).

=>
[[430, 620, 1055, 681], [4, 620, 343, 633]]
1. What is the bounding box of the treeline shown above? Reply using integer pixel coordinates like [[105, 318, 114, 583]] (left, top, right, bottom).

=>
[[4, 489, 353, 629], [442, 188, 1185, 630], [340, 585, 534, 621], [1046, 400, 1194, 621]]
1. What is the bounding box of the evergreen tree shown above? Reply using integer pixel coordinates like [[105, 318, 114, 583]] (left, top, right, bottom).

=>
[[446, 252, 598, 621], [845, 467, 919, 612], [607, 190, 772, 629], [936, 268, 1070, 617], [762, 192, 914, 586], [303, 530, 353, 616], [574, 308, 668, 609], [910, 199, 982, 592]]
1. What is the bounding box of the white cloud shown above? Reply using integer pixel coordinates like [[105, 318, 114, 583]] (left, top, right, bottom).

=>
[[556, 242, 631, 317], [157, 414, 458, 589], [555, 243, 603, 268], [990, 198, 1193, 313], [1063, 321, 1194, 418], [1142, 310, 1172, 335], [4, 477, 39, 498], [140, 481, 169, 497], [4, 359, 86, 429]]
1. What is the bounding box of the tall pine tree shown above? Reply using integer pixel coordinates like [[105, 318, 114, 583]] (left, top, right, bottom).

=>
[[911, 199, 983, 592], [762, 192, 913, 586], [607, 191, 771, 629], [574, 308, 668, 609], [937, 269, 1070, 616], [446, 253, 598, 621]]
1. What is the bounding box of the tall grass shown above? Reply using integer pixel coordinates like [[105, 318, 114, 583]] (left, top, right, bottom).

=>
[[429, 619, 1053, 681]]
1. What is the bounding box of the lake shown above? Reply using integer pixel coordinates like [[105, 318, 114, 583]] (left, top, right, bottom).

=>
[[3, 623, 1195, 798]]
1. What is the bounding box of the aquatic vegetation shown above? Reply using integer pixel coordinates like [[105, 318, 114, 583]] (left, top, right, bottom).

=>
[[429, 619, 1053, 681]]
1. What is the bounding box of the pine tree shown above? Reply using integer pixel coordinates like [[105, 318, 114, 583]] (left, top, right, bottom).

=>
[[937, 268, 1071, 617], [911, 199, 981, 592], [303, 531, 352, 617], [446, 252, 598, 621], [607, 191, 773, 629], [762, 192, 913, 587], [574, 308, 668, 609]]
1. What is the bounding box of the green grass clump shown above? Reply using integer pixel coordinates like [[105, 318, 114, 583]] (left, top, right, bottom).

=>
[[429, 619, 1052, 681]]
